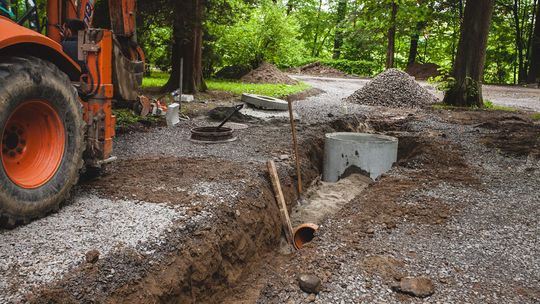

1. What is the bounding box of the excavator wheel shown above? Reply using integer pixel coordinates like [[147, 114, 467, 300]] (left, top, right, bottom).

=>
[[0, 56, 85, 227]]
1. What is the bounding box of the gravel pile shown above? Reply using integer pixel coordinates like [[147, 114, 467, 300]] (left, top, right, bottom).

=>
[[346, 69, 438, 108]]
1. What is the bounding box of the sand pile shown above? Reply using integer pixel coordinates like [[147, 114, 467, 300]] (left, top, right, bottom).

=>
[[346, 69, 438, 108]]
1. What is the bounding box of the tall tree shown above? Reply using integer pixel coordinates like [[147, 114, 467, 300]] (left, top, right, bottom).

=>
[[407, 0, 428, 67], [528, 2, 540, 83], [386, 0, 398, 69], [443, 0, 495, 106], [333, 0, 347, 59], [163, 0, 206, 93]]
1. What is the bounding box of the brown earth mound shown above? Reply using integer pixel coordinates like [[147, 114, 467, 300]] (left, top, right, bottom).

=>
[[405, 63, 440, 80], [296, 61, 349, 77], [240, 63, 298, 85]]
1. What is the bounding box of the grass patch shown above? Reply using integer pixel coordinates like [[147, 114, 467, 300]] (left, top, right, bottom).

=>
[[113, 109, 159, 127], [206, 79, 311, 98], [483, 100, 516, 112], [432, 100, 516, 112], [142, 72, 311, 98], [142, 72, 169, 88], [531, 113, 540, 120]]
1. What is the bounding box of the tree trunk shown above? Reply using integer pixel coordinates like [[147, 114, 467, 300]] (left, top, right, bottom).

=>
[[407, 21, 425, 67], [386, 1, 398, 69], [443, 0, 495, 107], [333, 0, 347, 59], [512, 0, 527, 84], [528, 2, 540, 83], [311, 0, 323, 57], [162, 0, 206, 93]]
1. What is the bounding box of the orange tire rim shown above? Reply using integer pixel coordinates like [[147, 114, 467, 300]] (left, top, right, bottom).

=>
[[1, 100, 65, 189]]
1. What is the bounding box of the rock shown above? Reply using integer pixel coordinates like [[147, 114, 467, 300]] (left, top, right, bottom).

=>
[[392, 276, 435, 298], [279, 154, 290, 161], [306, 293, 316, 302], [298, 273, 322, 294], [366, 228, 375, 234], [85, 249, 100, 264]]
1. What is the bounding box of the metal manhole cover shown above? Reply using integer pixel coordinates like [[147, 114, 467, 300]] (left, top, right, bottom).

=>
[[190, 127, 237, 144]]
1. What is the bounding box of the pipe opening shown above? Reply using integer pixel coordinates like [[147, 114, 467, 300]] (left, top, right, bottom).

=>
[[293, 223, 319, 250]]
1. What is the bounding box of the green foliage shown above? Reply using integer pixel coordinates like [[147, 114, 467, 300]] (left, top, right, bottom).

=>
[[531, 113, 540, 121], [428, 66, 455, 92], [139, 25, 173, 71], [113, 109, 159, 127], [209, 0, 306, 69], [206, 79, 311, 98]]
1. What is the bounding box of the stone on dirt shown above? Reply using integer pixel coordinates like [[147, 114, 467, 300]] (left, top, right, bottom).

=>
[[391, 276, 435, 298], [298, 273, 322, 294], [346, 68, 438, 108], [85, 249, 100, 264]]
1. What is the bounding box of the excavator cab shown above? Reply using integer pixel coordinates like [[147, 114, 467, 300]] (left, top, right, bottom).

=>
[[0, 0, 144, 227]]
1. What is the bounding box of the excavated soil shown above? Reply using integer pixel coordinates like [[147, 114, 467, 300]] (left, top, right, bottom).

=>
[[289, 62, 350, 78], [405, 63, 440, 80], [240, 63, 298, 85]]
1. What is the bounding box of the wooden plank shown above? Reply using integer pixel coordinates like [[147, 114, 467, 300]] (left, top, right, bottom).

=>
[[288, 100, 303, 194], [267, 160, 295, 248]]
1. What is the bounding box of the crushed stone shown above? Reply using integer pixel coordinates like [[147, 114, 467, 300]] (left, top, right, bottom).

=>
[[346, 68, 438, 108]]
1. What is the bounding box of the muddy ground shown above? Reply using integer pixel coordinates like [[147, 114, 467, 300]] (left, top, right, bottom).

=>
[[0, 75, 539, 303]]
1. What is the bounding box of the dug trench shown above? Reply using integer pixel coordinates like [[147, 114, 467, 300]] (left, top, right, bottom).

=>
[[26, 109, 534, 303]]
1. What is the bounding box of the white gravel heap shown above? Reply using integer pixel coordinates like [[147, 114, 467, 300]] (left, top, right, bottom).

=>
[[346, 69, 438, 108]]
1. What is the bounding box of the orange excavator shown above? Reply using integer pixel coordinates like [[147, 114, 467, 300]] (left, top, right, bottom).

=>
[[0, 0, 149, 226]]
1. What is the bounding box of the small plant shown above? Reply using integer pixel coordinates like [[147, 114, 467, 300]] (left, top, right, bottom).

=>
[[113, 109, 159, 127], [531, 113, 540, 120], [428, 66, 455, 92]]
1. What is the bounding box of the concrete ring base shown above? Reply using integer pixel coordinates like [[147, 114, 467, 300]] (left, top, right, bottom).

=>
[[322, 133, 398, 182]]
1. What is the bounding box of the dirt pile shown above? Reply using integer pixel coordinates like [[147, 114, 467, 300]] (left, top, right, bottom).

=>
[[240, 63, 298, 85], [294, 61, 349, 77], [405, 63, 440, 80], [215, 64, 252, 80], [346, 68, 438, 108]]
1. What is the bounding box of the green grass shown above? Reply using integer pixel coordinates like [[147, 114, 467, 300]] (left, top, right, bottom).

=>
[[432, 100, 516, 112], [142, 71, 169, 88], [206, 79, 311, 98], [531, 113, 540, 121], [142, 72, 312, 98], [483, 100, 517, 112]]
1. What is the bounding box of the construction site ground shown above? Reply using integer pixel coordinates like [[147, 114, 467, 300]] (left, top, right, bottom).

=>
[[0, 75, 539, 303]]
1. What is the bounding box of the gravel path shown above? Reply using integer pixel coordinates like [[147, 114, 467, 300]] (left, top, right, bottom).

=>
[[292, 74, 540, 113], [256, 75, 540, 303], [0, 193, 183, 303]]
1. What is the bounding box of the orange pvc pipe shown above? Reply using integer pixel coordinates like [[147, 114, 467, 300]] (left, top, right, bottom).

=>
[[293, 223, 319, 250]]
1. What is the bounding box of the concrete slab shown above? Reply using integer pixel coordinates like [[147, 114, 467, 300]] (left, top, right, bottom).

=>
[[241, 93, 289, 111]]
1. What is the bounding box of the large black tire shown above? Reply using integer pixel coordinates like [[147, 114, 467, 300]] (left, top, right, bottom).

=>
[[0, 56, 85, 227]]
